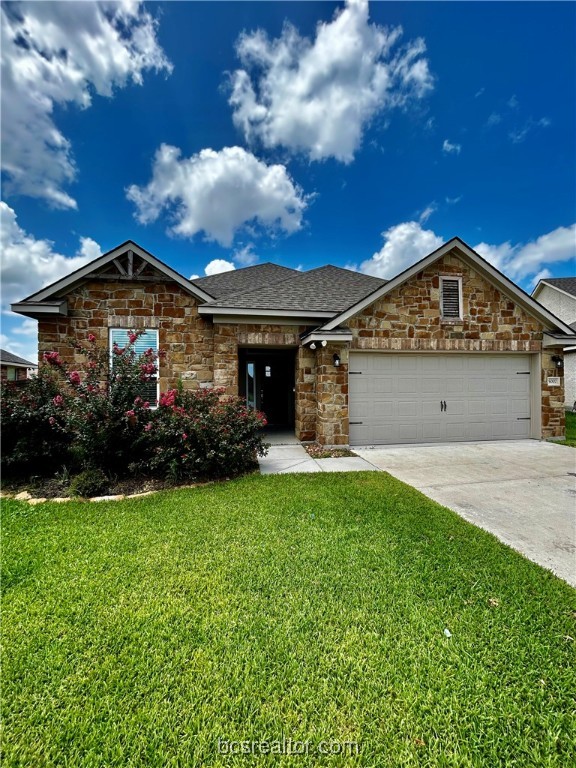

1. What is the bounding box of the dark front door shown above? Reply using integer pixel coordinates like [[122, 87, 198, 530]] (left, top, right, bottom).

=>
[[241, 350, 295, 428]]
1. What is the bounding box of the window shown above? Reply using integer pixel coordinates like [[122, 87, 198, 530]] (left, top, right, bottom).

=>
[[6, 367, 16, 381], [440, 276, 463, 319], [109, 328, 159, 405]]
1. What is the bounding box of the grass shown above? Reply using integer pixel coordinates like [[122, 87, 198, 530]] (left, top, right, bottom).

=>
[[562, 410, 576, 447], [2, 473, 575, 767]]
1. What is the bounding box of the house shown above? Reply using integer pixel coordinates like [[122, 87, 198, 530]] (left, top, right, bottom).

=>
[[11, 237, 576, 446], [0, 349, 37, 383], [531, 277, 576, 407]]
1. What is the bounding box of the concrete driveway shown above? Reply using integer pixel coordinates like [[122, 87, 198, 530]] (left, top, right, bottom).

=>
[[354, 440, 576, 587]]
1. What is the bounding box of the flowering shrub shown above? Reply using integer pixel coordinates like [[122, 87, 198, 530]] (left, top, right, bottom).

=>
[[1, 370, 72, 476], [2, 332, 269, 487], [143, 387, 268, 481], [1, 331, 157, 477]]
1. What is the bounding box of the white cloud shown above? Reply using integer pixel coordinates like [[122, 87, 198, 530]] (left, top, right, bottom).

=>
[[1, 1, 171, 209], [509, 117, 551, 144], [12, 318, 38, 336], [229, 0, 433, 163], [529, 268, 552, 290], [418, 202, 437, 224], [361, 221, 443, 278], [445, 195, 462, 205], [233, 243, 259, 266], [204, 259, 236, 276], [0, 201, 102, 310], [127, 145, 307, 247], [475, 224, 576, 281], [486, 112, 502, 127], [0, 330, 38, 364], [508, 94, 519, 109], [442, 139, 461, 155], [474, 87, 485, 98], [361, 220, 576, 286]]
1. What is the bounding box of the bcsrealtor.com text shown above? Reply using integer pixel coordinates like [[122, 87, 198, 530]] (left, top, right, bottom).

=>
[[217, 737, 360, 756]]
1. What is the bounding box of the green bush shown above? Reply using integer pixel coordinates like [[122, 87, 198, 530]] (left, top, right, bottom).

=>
[[0, 373, 72, 477], [69, 469, 109, 498], [143, 387, 269, 482]]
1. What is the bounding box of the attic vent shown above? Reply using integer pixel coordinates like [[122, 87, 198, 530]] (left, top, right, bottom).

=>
[[441, 277, 462, 319]]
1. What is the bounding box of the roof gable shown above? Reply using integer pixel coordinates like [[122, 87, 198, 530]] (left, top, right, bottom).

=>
[[0, 349, 37, 367], [321, 237, 575, 335], [14, 241, 213, 309], [532, 277, 576, 301]]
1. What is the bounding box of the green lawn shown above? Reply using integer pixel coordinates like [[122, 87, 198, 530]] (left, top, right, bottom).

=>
[[2, 474, 575, 767], [564, 410, 576, 447]]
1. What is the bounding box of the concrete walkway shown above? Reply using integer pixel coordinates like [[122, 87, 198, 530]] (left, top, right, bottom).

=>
[[354, 440, 576, 587], [258, 441, 378, 474]]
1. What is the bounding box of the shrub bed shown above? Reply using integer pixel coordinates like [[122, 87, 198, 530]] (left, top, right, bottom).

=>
[[1, 332, 268, 494]]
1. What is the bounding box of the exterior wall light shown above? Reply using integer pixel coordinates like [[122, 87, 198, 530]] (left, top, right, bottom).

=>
[[333, 353, 341, 367], [309, 342, 317, 350], [551, 355, 563, 369], [321, 340, 328, 347]]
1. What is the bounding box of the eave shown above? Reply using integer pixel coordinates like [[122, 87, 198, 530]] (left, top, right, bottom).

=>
[[10, 300, 68, 319]]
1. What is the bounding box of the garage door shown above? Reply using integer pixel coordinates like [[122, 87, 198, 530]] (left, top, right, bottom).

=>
[[348, 353, 531, 446]]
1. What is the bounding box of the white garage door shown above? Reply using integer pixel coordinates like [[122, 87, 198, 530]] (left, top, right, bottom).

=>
[[348, 353, 532, 446]]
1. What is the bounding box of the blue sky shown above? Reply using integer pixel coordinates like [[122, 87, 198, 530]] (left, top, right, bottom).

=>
[[1, 0, 575, 362]]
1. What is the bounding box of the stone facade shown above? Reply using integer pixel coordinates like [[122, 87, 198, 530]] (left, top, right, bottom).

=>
[[541, 350, 566, 438], [35, 248, 566, 445], [315, 345, 349, 446], [38, 276, 214, 394], [294, 345, 317, 442]]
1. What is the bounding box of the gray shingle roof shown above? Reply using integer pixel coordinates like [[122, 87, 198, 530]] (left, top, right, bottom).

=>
[[204, 265, 387, 313], [191, 263, 298, 299], [542, 277, 576, 297], [0, 349, 37, 367]]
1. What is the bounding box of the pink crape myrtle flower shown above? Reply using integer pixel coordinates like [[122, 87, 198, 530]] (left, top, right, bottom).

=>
[[69, 371, 81, 385], [87, 333, 96, 343]]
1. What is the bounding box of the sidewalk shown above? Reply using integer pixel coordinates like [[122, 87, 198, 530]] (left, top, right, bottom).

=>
[[258, 443, 379, 474]]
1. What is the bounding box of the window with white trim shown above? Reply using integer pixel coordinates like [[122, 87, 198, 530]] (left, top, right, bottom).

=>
[[109, 328, 159, 406], [440, 276, 463, 319]]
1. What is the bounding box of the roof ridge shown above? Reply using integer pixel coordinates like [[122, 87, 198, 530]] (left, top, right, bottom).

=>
[[202, 266, 308, 306]]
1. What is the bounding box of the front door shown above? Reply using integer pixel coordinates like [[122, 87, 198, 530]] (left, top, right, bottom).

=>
[[241, 351, 295, 428]]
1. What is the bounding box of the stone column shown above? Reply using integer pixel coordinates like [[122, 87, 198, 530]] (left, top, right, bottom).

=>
[[213, 324, 239, 395], [295, 345, 317, 441], [541, 349, 565, 438], [316, 344, 349, 446]]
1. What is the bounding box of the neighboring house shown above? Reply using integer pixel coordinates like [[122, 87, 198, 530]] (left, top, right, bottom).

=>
[[531, 278, 576, 407], [0, 349, 37, 383], [11, 238, 576, 446]]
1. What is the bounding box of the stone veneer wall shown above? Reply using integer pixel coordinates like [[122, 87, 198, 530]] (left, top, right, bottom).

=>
[[38, 279, 214, 393], [295, 345, 317, 442], [541, 349, 566, 438], [315, 345, 349, 446]]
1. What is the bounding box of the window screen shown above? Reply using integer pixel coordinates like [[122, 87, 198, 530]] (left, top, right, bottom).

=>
[[441, 278, 461, 318], [109, 329, 159, 405]]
